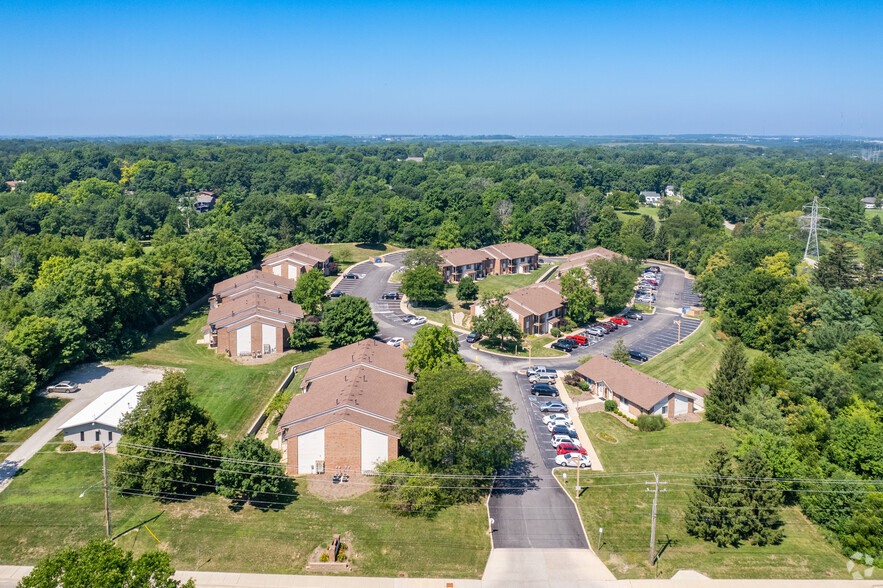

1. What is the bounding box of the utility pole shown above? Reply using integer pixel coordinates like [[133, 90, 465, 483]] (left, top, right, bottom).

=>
[[646, 472, 666, 566], [102, 443, 111, 538], [800, 196, 829, 260]]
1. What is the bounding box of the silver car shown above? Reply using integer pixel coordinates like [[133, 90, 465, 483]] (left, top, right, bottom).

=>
[[529, 373, 557, 384]]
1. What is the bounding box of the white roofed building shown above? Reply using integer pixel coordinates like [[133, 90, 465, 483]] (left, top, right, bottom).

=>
[[58, 385, 144, 447]]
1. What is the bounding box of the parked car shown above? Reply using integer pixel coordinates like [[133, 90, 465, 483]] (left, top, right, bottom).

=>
[[344, 273, 360, 279], [600, 322, 617, 331], [529, 373, 557, 384], [386, 337, 405, 347], [539, 400, 568, 413], [647, 266, 661, 273], [551, 434, 581, 448], [466, 331, 481, 343], [610, 317, 629, 326], [46, 381, 79, 394], [530, 383, 559, 397], [584, 326, 606, 337], [527, 365, 553, 377], [555, 443, 587, 455], [644, 278, 659, 286], [639, 281, 658, 289], [629, 350, 650, 362], [551, 338, 576, 352], [548, 419, 576, 432], [625, 310, 643, 320], [402, 314, 416, 323], [550, 423, 578, 437], [542, 413, 572, 426], [636, 295, 655, 304], [555, 452, 591, 468], [381, 292, 401, 300], [328, 290, 345, 298], [566, 334, 589, 346], [409, 316, 427, 326]]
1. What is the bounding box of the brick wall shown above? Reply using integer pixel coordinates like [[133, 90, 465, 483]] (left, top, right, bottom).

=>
[[324, 421, 362, 472], [285, 435, 298, 475], [628, 402, 644, 417], [667, 396, 675, 417], [387, 436, 399, 461]]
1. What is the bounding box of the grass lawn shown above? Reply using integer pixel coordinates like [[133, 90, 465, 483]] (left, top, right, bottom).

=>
[[117, 309, 332, 439], [0, 446, 490, 578], [322, 243, 402, 271], [865, 208, 883, 221], [635, 317, 762, 391], [0, 396, 70, 457], [476, 335, 566, 358], [477, 266, 550, 296], [616, 205, 660, 223], [560, 412, 849, 579]]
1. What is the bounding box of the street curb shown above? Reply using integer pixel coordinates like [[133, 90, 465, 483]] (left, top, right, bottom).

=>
[[551, 467, 598, 554], [555, 379, 604, 472]]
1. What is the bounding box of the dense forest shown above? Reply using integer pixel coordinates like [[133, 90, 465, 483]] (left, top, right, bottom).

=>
[[0, 139, 882, 556]]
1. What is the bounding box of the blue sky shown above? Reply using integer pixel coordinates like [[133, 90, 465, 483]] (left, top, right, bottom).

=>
[[1, 0, 880, 136]]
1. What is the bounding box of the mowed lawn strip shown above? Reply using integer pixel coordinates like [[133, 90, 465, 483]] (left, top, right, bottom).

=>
[[0, 447, 490, 578], [118, 309, 331, 439], [476, 336, 566, 358], [0, 397, 69, 450], [561, 412, 848, 579], [323, 242, 402, 272]]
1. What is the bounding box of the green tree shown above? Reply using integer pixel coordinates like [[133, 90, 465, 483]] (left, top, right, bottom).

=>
[[559, 267, 596, 325], [400, 265, 445, 304], [0, 345, 36, 424], [684, 446, 742, 547], [291, 268, 329, 316], [113, 371, 223, 496], [320, 296, 378, 346], [734, 447, 784, 545], [586, 257, 639, 314], [455, 275, 478, 303], [403, 246, 443, 269], [396, 365, 526, 500], [433, 219, 462, 249], [374, 457, 441, 516], [610, 338, 630, 363], [471, 292, 523, 349], [404, 324, 464, 374], [214, 436, 292, 506], [828, 399, 883, 478], [288, 319, 319, 350], [4, 315, 63, 381], [815, 238, 856, 289], [18, 539, 194, 588], [705, 338, 751, 427]]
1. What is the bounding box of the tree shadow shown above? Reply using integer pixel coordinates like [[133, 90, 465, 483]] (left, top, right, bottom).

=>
[[490, 454, 540, 496], [354, 242, 388, 252], [226, 478, 299, 513]]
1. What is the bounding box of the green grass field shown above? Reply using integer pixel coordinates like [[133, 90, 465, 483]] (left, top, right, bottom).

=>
[[0, 446, 490, 577], [0, 397, 69, 458], [322, 242, 402, 271], [616, 205, 660, 223], [560, 413, 848, 579], [118, 309, 332, 439], [475, 335, 566, 358], [635, 317, 762, 391]]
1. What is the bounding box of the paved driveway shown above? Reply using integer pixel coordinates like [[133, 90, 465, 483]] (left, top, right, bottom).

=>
[[0, 363, 166, 492]]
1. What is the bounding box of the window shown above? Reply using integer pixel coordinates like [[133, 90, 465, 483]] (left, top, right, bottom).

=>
[[80, 431, 85, 442], [661, 406, 667, 415], [108, 431, 113, 441], [95, 431, 100, 441]]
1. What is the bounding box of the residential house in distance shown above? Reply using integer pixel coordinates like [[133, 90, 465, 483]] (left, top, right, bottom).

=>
[[473, 280, 566, 335], [261, 243, 333, 282], [640, 190, 662, 206], [210, 269, 296, 308], [58, 385, 144, 447], [205, 293, 303, 356], [438, 248, 493, 283], [276, 339, 415, 475], [479, 242, 539, 275], [862, 197, 877, 209], [5, 180, 24, 191], [575, 355, 703, 419], [405, 156, 424, 162], [664, 185, 678, 198], [193, 190, 217, 213], [557, 246, 624, 275]]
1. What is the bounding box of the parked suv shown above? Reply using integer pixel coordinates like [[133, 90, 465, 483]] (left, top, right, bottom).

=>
[[551, 338, 576, 352], [584, 326, 605, 337], [529, 373, 557, 384], [381, 292, 401, 300], [566, 334, 589, 346], [530, 383, 559, 397], [466, 331, 481, 343]]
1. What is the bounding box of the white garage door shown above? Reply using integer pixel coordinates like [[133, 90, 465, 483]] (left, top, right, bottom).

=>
[[287, 264, 298, 281], [271, 264, 281, 276], [236, 325, 251, 355], [360, 428, 388, 472], [262, 323, 276, 353], [297, 429, 325, 474]]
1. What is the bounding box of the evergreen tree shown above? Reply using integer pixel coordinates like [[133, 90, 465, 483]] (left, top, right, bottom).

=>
[[705, 338, 751, 426], [455, 275, 479, 303], [815, 237, 856, 290], [610, 338, 630, 363], [684, 446, 742, 547], [735, 447, 784, 545]]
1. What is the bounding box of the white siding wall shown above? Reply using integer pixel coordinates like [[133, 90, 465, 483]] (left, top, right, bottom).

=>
[[62, 424, 121, 447], [261, 323, 276, 353], [271, 265, 281, 276], [619, 397, 629, 413], [360, 428, 389, 472], [674, 394, 690, 416], [297, 429, 325, 474], [236, 326, 251, 355]]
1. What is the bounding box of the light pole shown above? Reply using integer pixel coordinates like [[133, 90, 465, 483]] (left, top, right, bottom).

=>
[[674, 319, 681, 345]]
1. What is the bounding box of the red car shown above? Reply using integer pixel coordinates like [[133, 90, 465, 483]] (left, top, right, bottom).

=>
[[610, 317, 629, 326], [556, 443, 587, 455], [566, 334, 588, 346], [644, 278, 658, 285]]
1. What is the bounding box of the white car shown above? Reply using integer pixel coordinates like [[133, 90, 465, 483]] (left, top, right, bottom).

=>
[[386, 337, 405, 347], [542, 414, 572, 426], [526, 365, 550, 377], [409, 316, 427, 326], [555, 452, 591, 468], [551, 434, 581, 448], [529, 373, 557, 384]]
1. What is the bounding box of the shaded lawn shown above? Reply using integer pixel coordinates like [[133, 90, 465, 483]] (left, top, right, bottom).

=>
[[616, 205, 660, 222], [0, 397, 69, 456], [476, 336, 566, 358], [0, 447, 490, 578], [477, 266, 550, 297], [323, 242, 402, 271], [560, 413, 848, 579], [118, 309, 331, 439]]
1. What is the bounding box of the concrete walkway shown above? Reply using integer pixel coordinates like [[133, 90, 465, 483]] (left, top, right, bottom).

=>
[[554, 379, 603, 472], [483, 549, 616, 586]]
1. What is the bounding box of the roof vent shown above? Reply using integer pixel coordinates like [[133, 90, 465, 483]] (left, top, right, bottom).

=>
[[363, 374, 367, 381]]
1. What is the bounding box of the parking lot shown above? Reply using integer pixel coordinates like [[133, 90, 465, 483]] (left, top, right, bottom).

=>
[[515, 373, 565, 470]]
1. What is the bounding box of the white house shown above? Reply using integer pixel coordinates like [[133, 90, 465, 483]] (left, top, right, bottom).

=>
[[640, 191, 662, 206], [58, 385, 144, 447]]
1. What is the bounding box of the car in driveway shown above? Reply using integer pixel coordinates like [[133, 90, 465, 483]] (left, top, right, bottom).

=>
[[542, 413, 572, 426], [465, 331, 481, 343], [46, 381, 80, 394], [609, 317, 629, 326], [328, 290, 345, 298], [555, 443, 586, 455], [551, 434, 581, 448], [539, 400, 568, 413], [625, 310, 643, 320], [529, 373, 557, 384], [629, 350, 650, 362], [530, 383, 559, 397], [381, 292, 401, 300], [551, 338, 576, 352], [550, 423, 578, 437], [555, 452, 591, 468], [402, 314, 417, 323], [387, 337, 405, 347], [409, 316, 427, 326]]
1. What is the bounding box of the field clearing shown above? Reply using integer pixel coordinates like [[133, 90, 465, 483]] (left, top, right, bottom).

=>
[[616, 205, 660, 222], [0, 397, 69, 457], [322, 243, 402, 271]]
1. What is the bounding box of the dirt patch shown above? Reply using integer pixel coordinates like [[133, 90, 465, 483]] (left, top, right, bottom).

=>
[[306, 472, 372, 500], [606, 552, 638, 574]]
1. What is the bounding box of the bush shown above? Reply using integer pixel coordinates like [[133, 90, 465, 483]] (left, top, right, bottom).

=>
[[563, 372, 581, 386], [58, 441, 76, 452], [550, 327, 561, 337], [637, 414, 665, 431], [326, 261, 339, 275], [319, 552, 329, 563], [335, 550, 346, 562], [604, 400, 617, 412], [577, 380, 590, 392]]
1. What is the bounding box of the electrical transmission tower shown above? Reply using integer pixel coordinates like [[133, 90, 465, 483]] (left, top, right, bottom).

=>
[[800, 196, 829, 260]]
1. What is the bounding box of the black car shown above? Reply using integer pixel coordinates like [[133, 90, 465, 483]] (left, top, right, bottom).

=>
[[328, 290, 345, 298], [402, 314, 416, 322], [466, 331, 481, 343], [551, 338, 576, 352], [344, 273, 360, 279], [530, 383, 559, 397], [629, 350, 649, 362], [647, 266, 661, 273], [381, 292, 401, 300], [550, 424, 578, 438]]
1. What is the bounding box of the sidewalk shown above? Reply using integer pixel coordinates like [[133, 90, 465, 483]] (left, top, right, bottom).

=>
[[555, 378, 603, 472]]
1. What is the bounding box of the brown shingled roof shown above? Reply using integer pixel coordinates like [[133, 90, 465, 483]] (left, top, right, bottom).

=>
[[574, 355, 679, 411], [504, 283, 566, 317], [262, 243, 332, 265], [480, 242, 538, 260], [438, 248, 492, 268], [207, 293, 303, 329], [559, 247, 625, 273], [212, 270, 296, 298], [302, 339, 413, 385]]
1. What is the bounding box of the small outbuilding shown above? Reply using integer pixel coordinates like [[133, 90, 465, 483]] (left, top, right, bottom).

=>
[[58, 385, 144, 447]]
